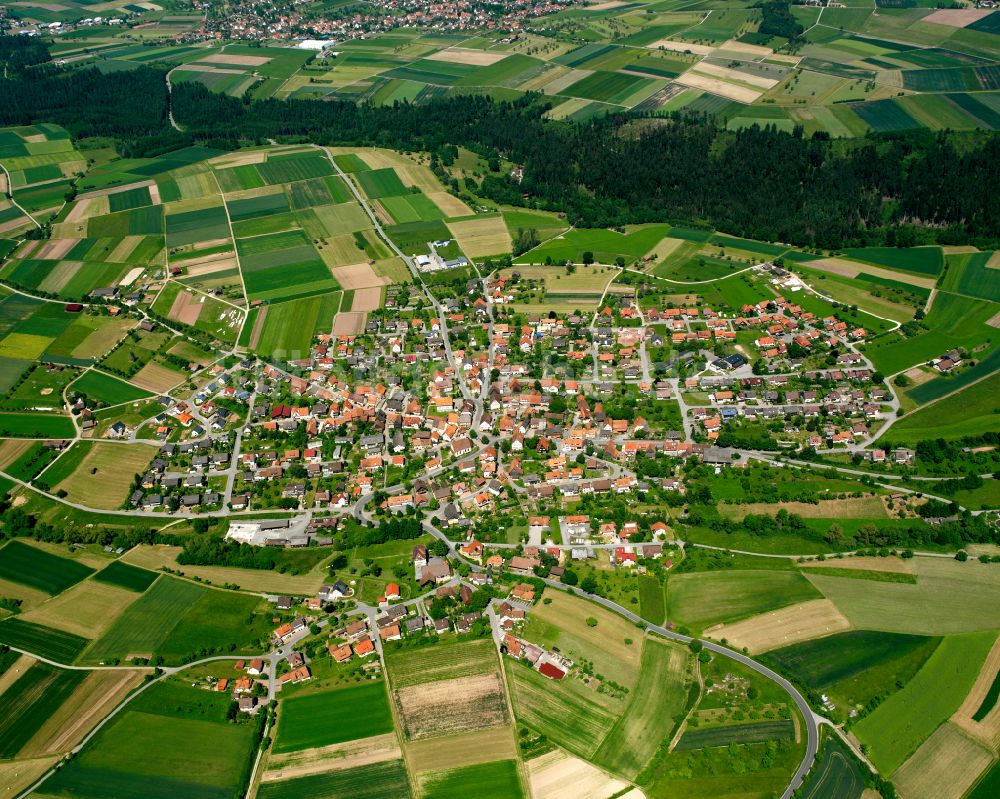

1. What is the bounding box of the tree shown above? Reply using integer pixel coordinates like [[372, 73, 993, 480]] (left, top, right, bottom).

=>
[[580, 574, 598, 594], [582, 251, 595, 266], [561, 568, 579, 586]]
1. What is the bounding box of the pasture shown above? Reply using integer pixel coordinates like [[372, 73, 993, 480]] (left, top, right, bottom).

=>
[[156, 589, 270, 662], [521, 589, 641, 688], [638, 574, 666, 625], [19, 578, 140, 639], [45, 708, 258, 799], [886, 372, 1000, 444], [0, 411, 75, 438], [0, 539, 94, 595], [854, 631, 996, 774], [514, 224, 670, 266], [418, 759, 524, 799], [274, 682, 393, 753], [806, 557, 1000, 635], [255, 293, 339, 360], [70, 369, 152, 405], [666, 570, 822, 632], [84, 575, 205, 662], [53, 442, 158, 509]]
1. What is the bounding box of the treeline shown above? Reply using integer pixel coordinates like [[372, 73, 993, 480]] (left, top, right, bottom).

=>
[[177, 537, 284, 570], [758, 1, 804, 40], [0, 503, 164, 551], [1, 53, 999, 248], [686, 505, 1000, 549], [0, 35, 50, 74], [339, 516, 424, 548]]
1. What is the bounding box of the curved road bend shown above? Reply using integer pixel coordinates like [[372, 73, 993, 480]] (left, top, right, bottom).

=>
[[420, 518, 825, 799], [538, 579, 821, 799]]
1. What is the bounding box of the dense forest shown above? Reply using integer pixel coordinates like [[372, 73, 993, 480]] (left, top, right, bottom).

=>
[[1, 38, 998, 249]]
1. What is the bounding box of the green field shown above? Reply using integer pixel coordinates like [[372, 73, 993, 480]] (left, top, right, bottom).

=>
[[273, 682, 394, 753], [0, 617, 90, 662], [764, 631, 940, 719], [0, 662, 86, 758], [940, 251, 1000, 303], [356, 167, 408, 199], [258, 760, 412, 799], [93, 560, 159, 593], [45, 708, 258, 799], [236, 228, 339, 302], [156, 589, 269, 662], [969, 761, 1000, 799], [886, 371, 1000, 444], [0, 411, 76, 438], [0, 539, 95, 594], [667, 570, 822, 631], [165, 205, 230, 248], [854, 631, 996, 774], [71, 369, 153, 405], [85, 575, 206, 662], [638, 574, 666, 625], [864, 292, 998, 376], [562, 70, 657, 105], [840, 246, 943, 276], [255, 292, 339, 360], [515, 224, 670, 265], [421, 759, 523, 799]]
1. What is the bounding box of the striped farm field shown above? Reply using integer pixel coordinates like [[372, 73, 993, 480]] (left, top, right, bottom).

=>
[[507, 663, 617, 757], [0, 662, 86, 758], [0, 617, 90, 662], [854, 631, 996, 774], [673, 719, 796, 751], [386, 637, 498, 689], [258, 759, 412, 799]]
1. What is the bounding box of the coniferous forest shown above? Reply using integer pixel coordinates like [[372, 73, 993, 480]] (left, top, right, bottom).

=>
[[1, 43, 997, 250]]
